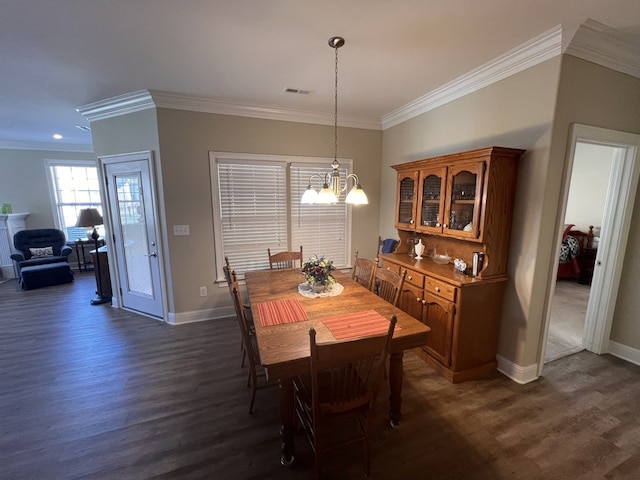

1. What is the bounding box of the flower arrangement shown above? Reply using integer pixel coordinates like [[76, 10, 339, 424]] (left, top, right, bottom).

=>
[[301, 255, 336, 287]]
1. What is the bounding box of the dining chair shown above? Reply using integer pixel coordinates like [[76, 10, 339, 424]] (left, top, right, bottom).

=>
[[293, 315, 397, 478], [230, 285, 276, 414], [372, 267, 406, 307], [268, 246, 303, 269], [351, 250, 377, 290], [223, 256, 253, 368]]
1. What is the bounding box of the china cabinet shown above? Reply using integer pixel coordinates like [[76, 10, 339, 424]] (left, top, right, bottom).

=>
[[383, 146, 524, 382]]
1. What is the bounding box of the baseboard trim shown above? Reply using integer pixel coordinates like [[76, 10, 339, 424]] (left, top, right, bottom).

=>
[[608, 340, 640, 367], [167, 306, 234, 325], [496, 354, 539, 384]]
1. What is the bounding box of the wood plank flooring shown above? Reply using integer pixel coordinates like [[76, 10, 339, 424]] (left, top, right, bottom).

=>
[[2, 272, 640, 479]]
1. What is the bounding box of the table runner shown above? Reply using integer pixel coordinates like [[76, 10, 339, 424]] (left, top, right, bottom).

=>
[[322, 309, 399, 340], [257, 298, 309, 327]]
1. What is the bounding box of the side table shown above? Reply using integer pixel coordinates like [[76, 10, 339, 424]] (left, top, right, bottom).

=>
[[67, 239, 105, 273]]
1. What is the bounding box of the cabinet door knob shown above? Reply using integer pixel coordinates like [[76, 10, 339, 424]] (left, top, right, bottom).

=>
[[421, 299, 426, 305], [443, 224, 448, 229], [416, 297, 421, 302], [410, 219, 414, 224]]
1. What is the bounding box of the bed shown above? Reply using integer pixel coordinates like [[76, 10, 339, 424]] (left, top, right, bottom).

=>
[[557, 224, 594, 280]]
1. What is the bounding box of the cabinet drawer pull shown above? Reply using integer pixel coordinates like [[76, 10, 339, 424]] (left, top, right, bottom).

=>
[[407, 275, 413, 280], [435, 286, 440, 292]]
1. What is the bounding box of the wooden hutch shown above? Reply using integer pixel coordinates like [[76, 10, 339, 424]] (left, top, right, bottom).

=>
[[380, 146, 524, 382]]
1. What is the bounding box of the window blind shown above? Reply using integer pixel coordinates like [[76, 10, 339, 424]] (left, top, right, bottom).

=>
[[290, 163, 349, 268], [217, 160, 288, 275]]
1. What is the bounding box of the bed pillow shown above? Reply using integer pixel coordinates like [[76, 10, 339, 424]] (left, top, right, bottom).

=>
[[29, 246, 54, 258]]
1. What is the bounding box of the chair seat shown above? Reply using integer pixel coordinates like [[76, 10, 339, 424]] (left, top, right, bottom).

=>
[[18, 256, 69, 269]]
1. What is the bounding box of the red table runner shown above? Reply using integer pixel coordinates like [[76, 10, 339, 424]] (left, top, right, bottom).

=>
[[257, 298, 309, 327], [322, 310, 398, 340]]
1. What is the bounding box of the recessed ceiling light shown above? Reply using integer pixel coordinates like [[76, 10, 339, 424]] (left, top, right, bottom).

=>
[[52, 133, 63, 140]]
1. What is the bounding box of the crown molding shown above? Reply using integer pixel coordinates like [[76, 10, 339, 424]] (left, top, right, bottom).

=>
[[0, 140, 93, 153], [565, 19, 640, 80], [149, 90, 382, 130], [76, 90, 155, 122], [77, 89, 382, 130], [75, 20, 637, 134], [382, 25, 563, 129]]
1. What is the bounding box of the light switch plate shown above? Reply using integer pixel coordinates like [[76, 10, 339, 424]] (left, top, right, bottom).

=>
[[173, 225, 190, 236]]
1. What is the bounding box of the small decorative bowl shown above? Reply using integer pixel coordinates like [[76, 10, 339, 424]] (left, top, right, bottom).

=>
[[432, 253, 451, 265], [454, 258, 467, 272]]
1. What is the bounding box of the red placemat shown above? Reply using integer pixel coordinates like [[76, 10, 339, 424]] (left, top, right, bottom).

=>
[[322, 310, 398, 340], [257, 299, 309, 327]]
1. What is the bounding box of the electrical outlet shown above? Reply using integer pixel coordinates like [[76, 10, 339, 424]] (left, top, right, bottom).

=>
[[173, 225, 190, 236], [199, 286, 207, 297]]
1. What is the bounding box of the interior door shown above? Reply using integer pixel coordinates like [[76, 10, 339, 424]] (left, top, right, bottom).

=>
[[103, 152, 164, 319]]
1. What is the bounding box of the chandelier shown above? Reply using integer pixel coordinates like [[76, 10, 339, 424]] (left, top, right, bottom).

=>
[[300, 36, 368, 205]]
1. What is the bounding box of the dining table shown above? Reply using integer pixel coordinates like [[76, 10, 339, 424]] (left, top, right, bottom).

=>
[[244, 267, 430, 465]]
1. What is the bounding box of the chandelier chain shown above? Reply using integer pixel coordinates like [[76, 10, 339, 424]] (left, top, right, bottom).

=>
[[334, 43, 339, 164]]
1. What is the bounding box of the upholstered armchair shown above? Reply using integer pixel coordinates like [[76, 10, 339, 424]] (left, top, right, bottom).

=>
[[11, 229, 72, 276]]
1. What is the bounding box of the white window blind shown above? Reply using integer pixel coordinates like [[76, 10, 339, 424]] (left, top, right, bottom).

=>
[[211, 152, 352, 282], [216, 160, 288, 274], [290, 163, 349, 268]]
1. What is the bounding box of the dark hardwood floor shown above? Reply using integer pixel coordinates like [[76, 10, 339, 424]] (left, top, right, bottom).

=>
[[2, 272, 640, 479]]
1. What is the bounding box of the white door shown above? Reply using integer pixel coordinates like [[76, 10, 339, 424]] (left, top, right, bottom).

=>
[[102, 152, 164, 319]]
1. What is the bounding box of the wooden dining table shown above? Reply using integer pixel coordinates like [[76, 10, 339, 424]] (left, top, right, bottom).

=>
[[244, 268, 430, 465]]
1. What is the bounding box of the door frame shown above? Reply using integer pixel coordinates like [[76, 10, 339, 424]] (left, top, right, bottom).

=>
[[538, 124, 640, 375], [99, 150, 168, 321]]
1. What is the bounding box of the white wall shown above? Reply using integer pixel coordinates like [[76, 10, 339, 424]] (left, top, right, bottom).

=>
[[564, 142, 614, 234]]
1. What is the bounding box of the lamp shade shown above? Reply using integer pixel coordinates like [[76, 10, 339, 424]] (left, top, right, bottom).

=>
[[75, 208, 103, 228]]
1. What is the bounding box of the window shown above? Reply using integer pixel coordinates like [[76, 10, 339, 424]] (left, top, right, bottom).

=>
[[210, 152, 352, 281], [46, 160, 103, 241]]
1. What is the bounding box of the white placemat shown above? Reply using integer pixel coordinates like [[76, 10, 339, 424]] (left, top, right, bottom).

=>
[[298, 282, 344, 299]]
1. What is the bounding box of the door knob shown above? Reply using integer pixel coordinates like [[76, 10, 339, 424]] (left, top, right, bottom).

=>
[[146, 251, 158, 257]]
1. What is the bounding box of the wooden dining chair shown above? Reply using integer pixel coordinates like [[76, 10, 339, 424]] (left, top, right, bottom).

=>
[[293, 316, 397, 478], [230, 285, 276, 414], [372, 267, 406, 307], [223, 256, 253, 368], [351, 250, 377, 290], [268, 246, 303, 269]]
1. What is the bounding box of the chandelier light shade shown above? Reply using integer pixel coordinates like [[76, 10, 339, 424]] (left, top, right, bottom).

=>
[[300, 36, 368, 206]]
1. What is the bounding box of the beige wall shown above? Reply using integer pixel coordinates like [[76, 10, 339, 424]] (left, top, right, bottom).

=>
[[381, 57, 562, 368], [0, 149, 93, 228], [382, 54, 640, 369], [544, 55, 640, 356], [90, 108, 382, 316]]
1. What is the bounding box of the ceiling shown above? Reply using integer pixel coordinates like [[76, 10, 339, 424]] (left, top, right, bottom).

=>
[[2, 0, 640, 151]]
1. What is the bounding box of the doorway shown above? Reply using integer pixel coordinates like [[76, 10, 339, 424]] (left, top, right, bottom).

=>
[[544, 143, 614, 363], [101, 151, 165, 319], [539, 124, 640, 375]]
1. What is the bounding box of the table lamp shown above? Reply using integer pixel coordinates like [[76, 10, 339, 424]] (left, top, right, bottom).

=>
[[75, 208, 110, 305]]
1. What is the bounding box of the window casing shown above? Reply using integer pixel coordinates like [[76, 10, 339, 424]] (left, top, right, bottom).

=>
[[46, 160, 103, 241], [210, 152, 352, 281]]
